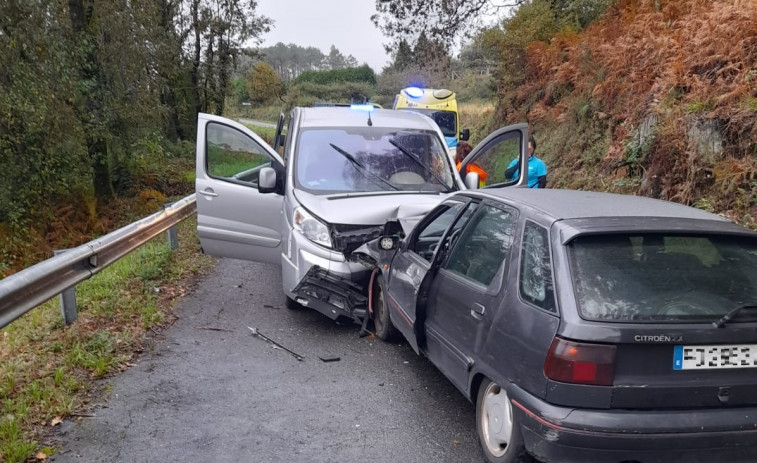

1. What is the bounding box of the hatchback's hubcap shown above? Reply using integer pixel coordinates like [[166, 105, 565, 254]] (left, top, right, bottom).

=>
[[482, 383, 512, 457]]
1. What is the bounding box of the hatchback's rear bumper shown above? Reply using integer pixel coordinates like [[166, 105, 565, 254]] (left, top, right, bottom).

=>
[[509, 384, 757, 463]]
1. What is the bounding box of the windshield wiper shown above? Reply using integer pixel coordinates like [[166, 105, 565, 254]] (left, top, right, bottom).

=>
[[388, 139, 454, 192], [328, 143, 399, 191], [712, 303, 757, 328]]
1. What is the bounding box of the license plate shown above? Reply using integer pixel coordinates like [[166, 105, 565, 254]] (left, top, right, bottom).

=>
[[673, 344, 757, 370]]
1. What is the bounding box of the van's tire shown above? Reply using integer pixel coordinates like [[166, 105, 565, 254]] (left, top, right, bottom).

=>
[[372, 277, 398, 342], [285, 296, 303, 310], [476, 379, 527, 463]]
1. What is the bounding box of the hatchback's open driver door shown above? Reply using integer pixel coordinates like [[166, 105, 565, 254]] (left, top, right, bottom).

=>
[[196, 113, 285, 265]]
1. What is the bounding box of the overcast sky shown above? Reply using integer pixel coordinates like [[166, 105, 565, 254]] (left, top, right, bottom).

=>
[[256, 0, 391, 72]]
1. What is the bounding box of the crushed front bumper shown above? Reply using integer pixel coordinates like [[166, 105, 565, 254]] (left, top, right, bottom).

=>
[[291, 265, 368, 323]]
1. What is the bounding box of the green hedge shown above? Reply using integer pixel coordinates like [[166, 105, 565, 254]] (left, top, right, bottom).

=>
[[294, 65, 376, 85]]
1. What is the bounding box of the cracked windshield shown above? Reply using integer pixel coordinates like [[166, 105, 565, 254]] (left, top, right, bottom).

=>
[[295, 128, 454, 194]]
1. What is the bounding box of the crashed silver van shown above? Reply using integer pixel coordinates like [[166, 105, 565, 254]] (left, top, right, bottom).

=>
[[195, 106, 528, 322]]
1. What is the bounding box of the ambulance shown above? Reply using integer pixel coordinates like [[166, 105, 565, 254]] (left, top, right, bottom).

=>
[[392, 87, 470, 162]]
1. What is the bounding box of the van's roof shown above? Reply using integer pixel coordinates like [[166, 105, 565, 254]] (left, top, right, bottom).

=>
[[297, 107, 437, 131]]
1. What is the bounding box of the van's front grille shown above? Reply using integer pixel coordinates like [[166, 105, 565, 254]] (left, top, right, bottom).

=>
[[331, 224, 383, 255]]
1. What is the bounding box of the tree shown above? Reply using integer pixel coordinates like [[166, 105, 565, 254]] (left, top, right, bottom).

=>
[[391, 39, 413, 71], [324, 45, 359, 70], [413, 32, 451, 72], [372, 0, 525, 52], [259, 43, 358, 80], [186, 0, 272, 115], [247, 62, 284, 104]]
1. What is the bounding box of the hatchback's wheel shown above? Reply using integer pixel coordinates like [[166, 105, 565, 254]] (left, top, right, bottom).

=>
[[372, 278, 398, 341], [476, 379, 526, 463]]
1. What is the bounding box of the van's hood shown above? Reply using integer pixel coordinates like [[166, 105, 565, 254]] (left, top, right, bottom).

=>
[[293, 190, 447, 226], [293, 190, 448, 254]]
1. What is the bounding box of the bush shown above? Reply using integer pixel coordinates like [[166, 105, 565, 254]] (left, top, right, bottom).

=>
[[289, 81, 376, 105], [294, 64, 377, 85]]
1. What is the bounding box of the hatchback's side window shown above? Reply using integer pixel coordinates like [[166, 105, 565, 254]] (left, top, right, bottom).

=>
[[206, 122, 273, 188], [444, 205, 515, 286], [520, 221, 556, 312], [409, 202, 465, 262]]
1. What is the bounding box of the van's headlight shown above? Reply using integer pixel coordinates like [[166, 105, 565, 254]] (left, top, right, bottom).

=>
[[293, 207, 332, 248]]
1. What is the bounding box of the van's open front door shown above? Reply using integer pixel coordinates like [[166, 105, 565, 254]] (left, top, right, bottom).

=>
[[459, 123, 530, 189], [195, 113, 285, 265]]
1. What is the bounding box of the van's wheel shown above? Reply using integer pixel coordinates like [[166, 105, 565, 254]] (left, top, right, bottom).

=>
[[476, 379, 527, 463], [285, 296, 303, 310], [372, 277, 398, 341]]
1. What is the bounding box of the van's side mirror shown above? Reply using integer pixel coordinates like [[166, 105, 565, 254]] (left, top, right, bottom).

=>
[[460, 128, 470, 142], [464, 172, 480, 190], [259, 166, 278, 193]]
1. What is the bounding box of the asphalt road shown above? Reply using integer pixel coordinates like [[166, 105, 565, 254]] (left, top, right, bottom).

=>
[[52, 258, 487, 463]]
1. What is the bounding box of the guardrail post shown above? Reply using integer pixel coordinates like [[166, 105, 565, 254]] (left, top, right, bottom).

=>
[[165, 202, 178, 251], [166, 226, 178, 251], [53, 250, 78, 325]]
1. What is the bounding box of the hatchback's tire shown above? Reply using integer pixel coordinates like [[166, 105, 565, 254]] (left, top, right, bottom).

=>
[[372, 278, 398, 341], [476, 379, 527, 463]]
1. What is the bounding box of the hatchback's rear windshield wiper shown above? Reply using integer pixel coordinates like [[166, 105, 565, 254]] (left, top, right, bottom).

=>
[[388, 139, 453, 192], [328, 143, 399, 191], [712, 303, 757, 328]]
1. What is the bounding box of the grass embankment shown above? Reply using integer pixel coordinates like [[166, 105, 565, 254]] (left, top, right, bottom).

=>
[[0, 217, 215, 462], [459, 101, 497, 145]]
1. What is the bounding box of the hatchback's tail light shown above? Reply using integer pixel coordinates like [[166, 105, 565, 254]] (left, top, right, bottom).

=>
[[544, 337, 616, 386]]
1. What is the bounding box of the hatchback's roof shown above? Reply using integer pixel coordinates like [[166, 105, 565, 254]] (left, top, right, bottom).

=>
[[297, 107, 437, 131], [468, 188, 727, 222]]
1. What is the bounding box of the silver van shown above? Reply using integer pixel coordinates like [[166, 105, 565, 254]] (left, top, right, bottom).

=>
[[195, 106, 529, 322]]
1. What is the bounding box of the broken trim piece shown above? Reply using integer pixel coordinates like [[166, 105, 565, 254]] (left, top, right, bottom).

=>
[[292, 266, 368, 323]]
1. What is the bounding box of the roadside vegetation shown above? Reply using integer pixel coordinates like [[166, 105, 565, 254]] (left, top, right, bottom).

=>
[[492, 0, 757, 228], [0, 218, 215, 462]]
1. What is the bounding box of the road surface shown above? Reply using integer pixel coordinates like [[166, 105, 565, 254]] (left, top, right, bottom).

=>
[[52, 258, 487, 462]]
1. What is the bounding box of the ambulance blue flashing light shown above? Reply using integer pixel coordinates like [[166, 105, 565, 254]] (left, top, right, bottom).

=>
[[405, 87, 425, 98], [350, 104, 375, 112]]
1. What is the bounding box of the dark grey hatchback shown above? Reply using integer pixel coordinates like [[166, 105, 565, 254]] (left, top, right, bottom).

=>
[[355, 188, 757, 463]]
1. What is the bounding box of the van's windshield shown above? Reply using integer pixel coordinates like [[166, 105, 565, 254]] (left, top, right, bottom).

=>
[[295, 128, 456, 195], [569, 233, 757, 323]]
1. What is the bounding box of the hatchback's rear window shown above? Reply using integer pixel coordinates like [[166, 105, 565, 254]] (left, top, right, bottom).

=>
[[569, 233, 757, 322]]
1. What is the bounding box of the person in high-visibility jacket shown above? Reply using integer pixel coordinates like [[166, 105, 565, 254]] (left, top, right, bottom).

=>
[[455, 141, 488, 187]]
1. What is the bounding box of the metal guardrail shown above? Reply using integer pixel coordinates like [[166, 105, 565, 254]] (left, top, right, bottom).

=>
[[0, 194, 197, 329]]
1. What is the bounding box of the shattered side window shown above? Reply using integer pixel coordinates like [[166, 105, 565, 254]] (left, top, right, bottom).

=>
[[519, 222, 556, 312]]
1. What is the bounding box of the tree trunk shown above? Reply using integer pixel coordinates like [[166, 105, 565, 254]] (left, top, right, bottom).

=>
[[68, 0, 113, 199], [190, 0, 202, 117]]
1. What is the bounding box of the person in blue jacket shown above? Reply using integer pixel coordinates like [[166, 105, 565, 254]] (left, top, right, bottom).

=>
[[505, 135, 547, 188]]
